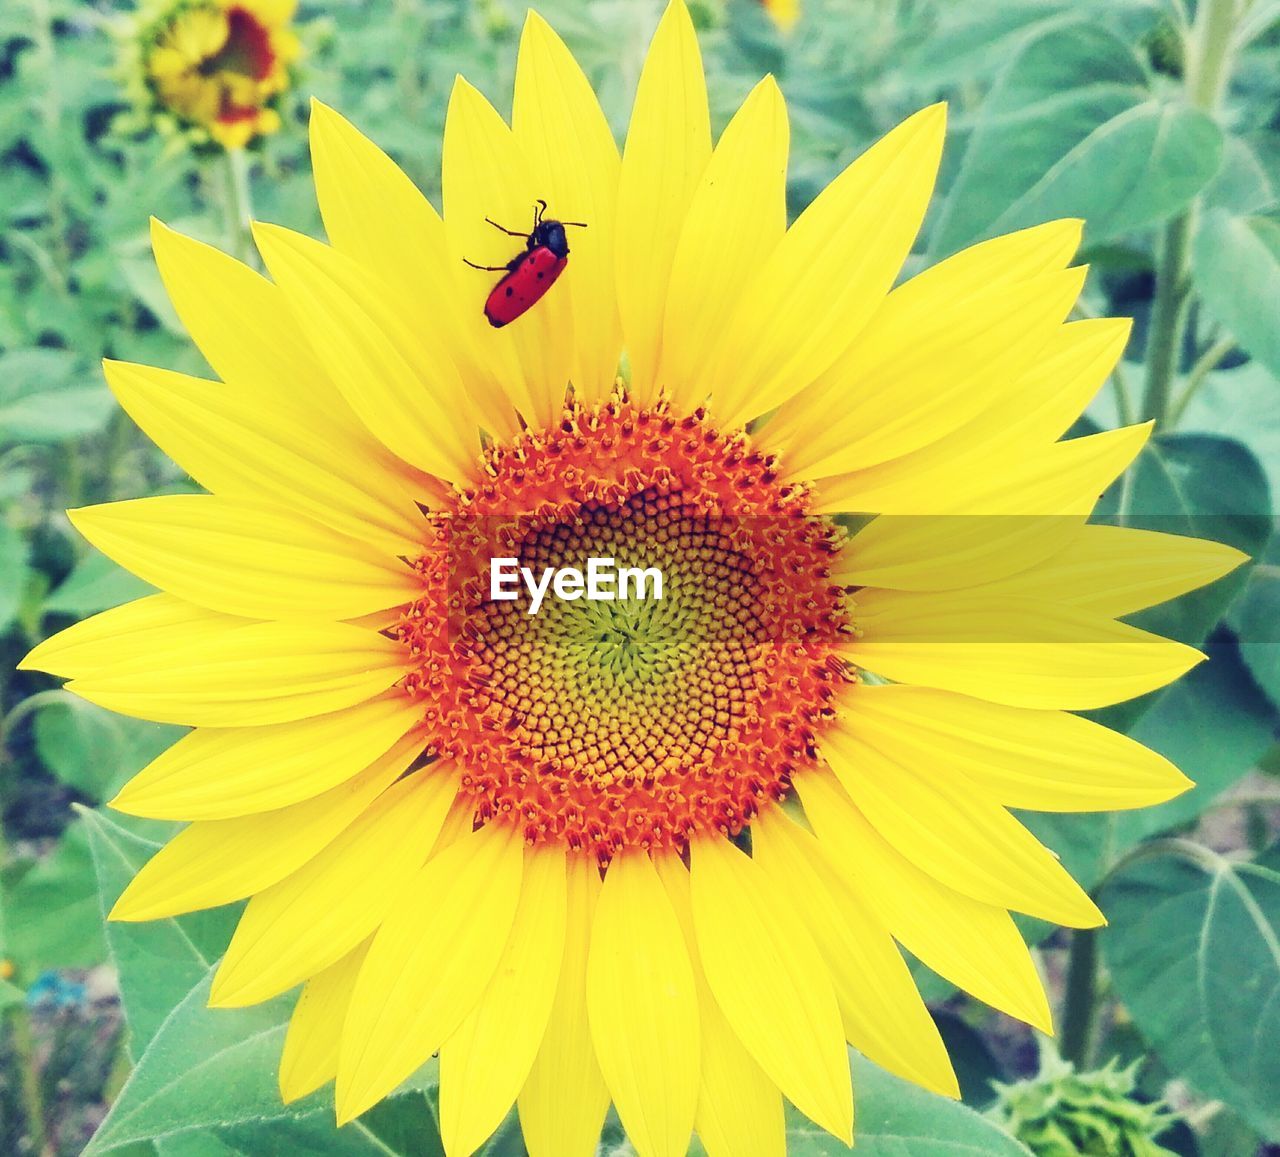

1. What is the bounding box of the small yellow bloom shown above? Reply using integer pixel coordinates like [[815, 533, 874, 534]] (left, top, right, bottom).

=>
[[126, 0, 300, 148], [760, 0, 800, 32]]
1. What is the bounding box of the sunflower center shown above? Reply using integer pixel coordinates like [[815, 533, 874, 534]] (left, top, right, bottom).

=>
[[396, 398, 851, 862], [199, 8, 274, 82]]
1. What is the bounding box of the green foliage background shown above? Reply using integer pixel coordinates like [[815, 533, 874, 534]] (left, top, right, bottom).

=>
[[1, 0, 1279, 1154]]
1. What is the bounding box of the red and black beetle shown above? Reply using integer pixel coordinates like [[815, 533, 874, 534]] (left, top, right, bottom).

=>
[[464, 199, 586, 328]]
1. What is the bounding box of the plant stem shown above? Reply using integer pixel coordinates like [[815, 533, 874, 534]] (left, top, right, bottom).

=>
[[220, 147, 255, 267], [1168, 335, 1235, 424], [1141, 214, 1192, 425], [1060, 926, 1100, 1069], [1140, 0, 1241, 426]]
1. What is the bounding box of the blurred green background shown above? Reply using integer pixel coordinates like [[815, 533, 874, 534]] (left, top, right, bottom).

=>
[[2, 0, 1280, 1154]]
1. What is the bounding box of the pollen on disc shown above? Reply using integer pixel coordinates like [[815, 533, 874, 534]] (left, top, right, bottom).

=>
[[394, 396, 852, 863]]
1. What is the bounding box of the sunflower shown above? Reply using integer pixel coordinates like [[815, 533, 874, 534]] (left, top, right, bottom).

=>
[[759, 0, 801, 33], [24, 3, 1243, 1155], [125, 0, 300, 149]]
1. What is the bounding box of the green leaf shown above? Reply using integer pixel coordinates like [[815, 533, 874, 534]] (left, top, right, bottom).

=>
[[0, 976, 23, 1009], [1202, 136, 1277, 215], [1101, 844, 1280, 1140], [33, 695, 182, 801], [0, 348, 116, 446], [929, 20, 1147, 255], [43, 549, 157, 617], [81, 810, 441, 1152], [82, 966, 298, 1155], [219, 1100, 445, 1157], [81, 809, 238, 1056], [1231, 535, 1280, 705], [34, 695, 130, 799], [0, 820, 105, 979], [1177, 361, 1280, 503], [987, 101, 1223, 246], [1193, 210, 1280, 380], [786, 1053, 1032, 1154]]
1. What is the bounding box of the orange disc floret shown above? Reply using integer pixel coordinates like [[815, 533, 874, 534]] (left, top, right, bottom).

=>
[[394, 397, 853, 863]]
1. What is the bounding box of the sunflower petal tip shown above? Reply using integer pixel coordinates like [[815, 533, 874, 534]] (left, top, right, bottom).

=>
[[522, 6, 552, 34], [279, 1075, 308, 1106], [107, 896, 140, 922], [333, 1086, 365, 1129], [206, 987, 243, 1010], [449, 72, 477, 101], [13, 646, 41, 672]]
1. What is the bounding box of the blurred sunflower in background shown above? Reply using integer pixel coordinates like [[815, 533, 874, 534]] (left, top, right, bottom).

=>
[[23, 2, 1247, 1155], [117, 0, 301, 149], [759, 0, 800, 33]]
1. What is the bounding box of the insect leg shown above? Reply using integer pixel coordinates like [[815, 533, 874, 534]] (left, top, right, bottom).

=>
[[483, 217, 528, 238], [463, 257, 510, 271]]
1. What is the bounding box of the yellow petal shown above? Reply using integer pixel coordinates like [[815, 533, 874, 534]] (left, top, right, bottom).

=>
[[657, 77, 788, 413], [996, 319, 1134, 446], [513, 11, 622, 404], [841, 683, 1192, 812], [280, 938, 371, 1103], [112, 694, 420, 821], [585, 850, 699, 1157], [519, 855, 610, 1157], [68, 496, 418, 622], [149, 222, 432, 505], [149, 217, 343, 412], [945, 422, 1152, 517], [835, 515, 1085, 593], [848, 589, 1204, 710], [336, 822, 524, 1124], [655, 855, 786, 1157], [67, 621, 407, 727], [974, 524, 1248, 616], [308, 100, 516, 441], [822, 723, 1103, 927], [708, 104, 946, 428], [210, 767, 457, 1007], [767, 218, 1082, 459], [615, 0, 710, 404], [689, 835, 851, 1143], [111, 737, 415, 921], [794, 767, 1051, 1032], [19, 593, 235, 679], [103, 360, 423, 555], [442, 77, 572, 429], [252, 223, 476, 482], [808, 334, 1138, 516], [785, 267, 1086, 479], [439, 847, 567, 1157], [751, 808, 958, 1098]]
